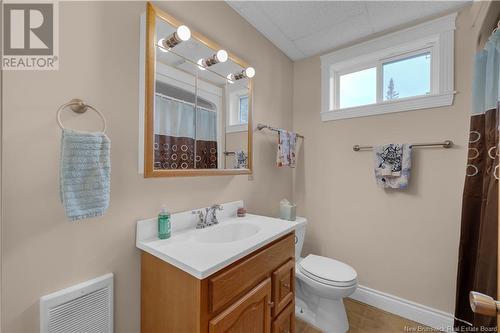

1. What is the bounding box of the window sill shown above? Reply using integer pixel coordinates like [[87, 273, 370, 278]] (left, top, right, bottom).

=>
[[320, 92, 455, 122], [226, 124, 248, 133]]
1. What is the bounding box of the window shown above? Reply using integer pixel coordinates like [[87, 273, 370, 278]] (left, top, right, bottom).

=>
[[337, 51, 431, 109], [383, 52, 431, 101], [339, 67, 376, 109], [238, 95, 249, 124], [321, 13, 456, 121]]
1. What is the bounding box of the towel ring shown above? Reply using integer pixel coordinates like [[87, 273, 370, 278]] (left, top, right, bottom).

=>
[[56, 99, 107, 132]]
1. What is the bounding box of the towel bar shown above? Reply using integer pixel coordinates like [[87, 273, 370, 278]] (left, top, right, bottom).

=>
[[353, 140, 454, 151], [257, 123, 304, 138]]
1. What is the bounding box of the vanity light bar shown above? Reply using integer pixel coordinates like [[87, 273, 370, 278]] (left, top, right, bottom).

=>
[[227, 67, 256, 82], [198, 50, 228, 69], [159, 25, 191, 50]]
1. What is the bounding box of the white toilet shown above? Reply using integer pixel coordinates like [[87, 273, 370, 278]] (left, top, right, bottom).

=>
[[293, 219, 358, 333]]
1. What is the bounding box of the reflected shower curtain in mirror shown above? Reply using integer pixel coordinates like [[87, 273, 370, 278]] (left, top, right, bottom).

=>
[[154, 94, 218, 169], [454, 31, 499, 331], [196, 108, 218, 169]]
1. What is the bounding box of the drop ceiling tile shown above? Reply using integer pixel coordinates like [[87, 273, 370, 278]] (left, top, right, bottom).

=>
[[256, 1, 367, 41], [226, 0, 471, 61], [229, 2, 306, 60], [294, 13, 374, 57]]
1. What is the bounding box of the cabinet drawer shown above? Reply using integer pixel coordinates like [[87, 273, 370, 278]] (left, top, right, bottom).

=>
[[209, 278, 272, 333], [272, 259, 295, 317], [272, 301, 295, 333], [209, 233, 294, 313]]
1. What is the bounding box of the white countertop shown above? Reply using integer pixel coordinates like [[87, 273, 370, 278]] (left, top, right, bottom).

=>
[[136, 201, 306, 279]]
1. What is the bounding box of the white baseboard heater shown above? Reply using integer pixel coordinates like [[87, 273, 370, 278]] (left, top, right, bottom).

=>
[[40, 273, 113, 333]]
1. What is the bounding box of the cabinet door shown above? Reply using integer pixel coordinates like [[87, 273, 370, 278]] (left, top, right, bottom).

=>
[[272, 301, 295, 333], [209, 278, 272, 333], [272, 260, 295, 317]]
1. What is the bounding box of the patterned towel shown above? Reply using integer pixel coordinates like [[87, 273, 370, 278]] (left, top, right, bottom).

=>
[[277, 130, 297, 168], [60, 129, 111, 221], [233, 150, 248, 169], [373, 144, 412, 189]]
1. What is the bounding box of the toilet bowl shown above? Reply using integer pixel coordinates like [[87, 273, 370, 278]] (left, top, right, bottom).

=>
[[292, 219, 358, 333]]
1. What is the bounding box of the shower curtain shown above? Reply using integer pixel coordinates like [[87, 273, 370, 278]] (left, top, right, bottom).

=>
[[454, 30, 499, 331], [154, 94, 218, 169], [195, 108, 218, 169]]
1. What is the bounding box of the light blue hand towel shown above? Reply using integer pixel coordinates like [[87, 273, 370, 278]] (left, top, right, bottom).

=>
[[60, 129, 111, 221]]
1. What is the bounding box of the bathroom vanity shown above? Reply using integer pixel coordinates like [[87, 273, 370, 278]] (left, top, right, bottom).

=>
[[136, 201, 305, 333]]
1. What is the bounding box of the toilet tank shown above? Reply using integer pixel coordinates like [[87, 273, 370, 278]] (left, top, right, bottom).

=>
[[293, 218, 307, 259]]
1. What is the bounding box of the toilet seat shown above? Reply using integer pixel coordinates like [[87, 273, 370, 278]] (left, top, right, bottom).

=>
[[299, 254, 357, 287]]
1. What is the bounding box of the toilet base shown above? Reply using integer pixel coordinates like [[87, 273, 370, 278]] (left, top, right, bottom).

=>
[[295, 295, 349, 333]]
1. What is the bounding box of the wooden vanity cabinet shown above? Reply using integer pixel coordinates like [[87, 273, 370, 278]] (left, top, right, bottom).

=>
[[272, 301, 295, 333], [272, 259, 295, 317], [141, 232, 295, 333], [209, 278, 272, 333]]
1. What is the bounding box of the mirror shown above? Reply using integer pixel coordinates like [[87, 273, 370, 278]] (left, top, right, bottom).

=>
[[143, 3, 253, 177]]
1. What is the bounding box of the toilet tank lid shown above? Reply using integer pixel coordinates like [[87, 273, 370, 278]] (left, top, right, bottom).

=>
[[299, 254, 357, 283]]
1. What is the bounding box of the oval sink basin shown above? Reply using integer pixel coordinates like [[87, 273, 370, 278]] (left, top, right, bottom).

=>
[[195, 224, 260, 243]]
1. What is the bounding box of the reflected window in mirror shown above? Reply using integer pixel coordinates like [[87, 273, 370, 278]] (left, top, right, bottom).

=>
[[239, 96, 249, 124], [226, 84, 249, 133]]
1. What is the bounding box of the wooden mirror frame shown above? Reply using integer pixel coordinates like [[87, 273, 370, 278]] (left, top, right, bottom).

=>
[[144, 3, 253, 177]]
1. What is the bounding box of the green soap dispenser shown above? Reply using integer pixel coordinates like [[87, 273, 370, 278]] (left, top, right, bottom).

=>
[[158, 205, 171, 239]]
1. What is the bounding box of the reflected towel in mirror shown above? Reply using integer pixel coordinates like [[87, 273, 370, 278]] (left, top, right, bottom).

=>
[[233, 151, 248, 169]]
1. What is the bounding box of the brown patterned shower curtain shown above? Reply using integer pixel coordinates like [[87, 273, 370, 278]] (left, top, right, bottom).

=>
[[153, 93, 218, 170], [153, 134, 218, 170], [454, 39, 499, 330]]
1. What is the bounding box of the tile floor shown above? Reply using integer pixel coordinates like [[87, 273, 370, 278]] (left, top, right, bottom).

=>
[[296, 298, 433, 333]]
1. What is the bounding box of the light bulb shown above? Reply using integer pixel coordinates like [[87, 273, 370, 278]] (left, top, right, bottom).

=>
[[176, 25, 191, 41], [198, 50, 228, 69], [227, 66, 255, 81], [226, 74, 235, 84], [197, 59, 206, 71], [160, 26, 191, 49], [216, 50, 228, 63], [157, 38, 168, 53], [245, 67, 255, 78]]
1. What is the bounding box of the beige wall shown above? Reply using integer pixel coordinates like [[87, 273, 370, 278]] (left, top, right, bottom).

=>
[[292, 7, 475, 313], [1, 2, 293, 331]]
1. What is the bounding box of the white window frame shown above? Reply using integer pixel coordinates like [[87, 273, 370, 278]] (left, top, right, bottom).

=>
[[321, 13, 456, 122], [238, 95, 249, 124], [225, 85, 249, 133]]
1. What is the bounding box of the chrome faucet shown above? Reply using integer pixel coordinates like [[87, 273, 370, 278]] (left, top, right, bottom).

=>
[[192, 204, 223, 229], [208, 204, 223, 225]]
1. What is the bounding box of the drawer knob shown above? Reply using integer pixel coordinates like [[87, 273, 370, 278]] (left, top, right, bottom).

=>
[[268, 301, 274, 308], [281, 282, 290, 289]]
